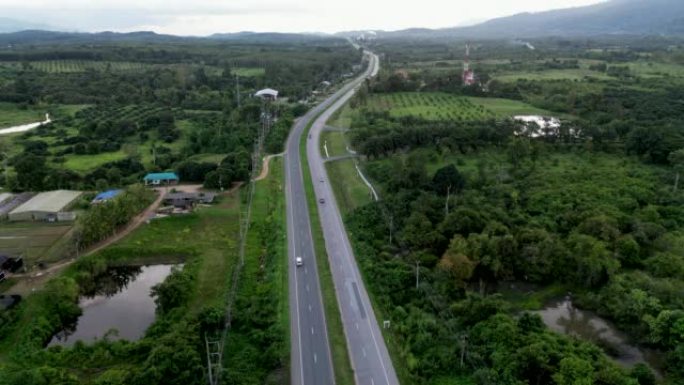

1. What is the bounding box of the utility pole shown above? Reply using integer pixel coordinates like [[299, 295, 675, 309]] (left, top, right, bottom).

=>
[[235, 75, 241, 108], [459, 334, 468, 368], [445, 184, 451, 216], [415, 261, 420, 289]]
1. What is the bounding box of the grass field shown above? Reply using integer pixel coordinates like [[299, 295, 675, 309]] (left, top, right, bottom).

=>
[[364, 92, 554, 121], [0, 61, 266, 78], [187, 153, 227, 164], [494, 68, 611, 82], [232, 67, 266, 77], [0, 222, 73, 268], [320, 131, 348, 158], [466, 96, 555, 117], [366, 92, 497, 121], [326, 160, 373, 216], [0, 102, 45, 128], [62, 151, 127, 172], [115, 190, 240, 311]]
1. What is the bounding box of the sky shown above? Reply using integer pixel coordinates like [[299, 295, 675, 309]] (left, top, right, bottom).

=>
[[1, 0, 606, 35]]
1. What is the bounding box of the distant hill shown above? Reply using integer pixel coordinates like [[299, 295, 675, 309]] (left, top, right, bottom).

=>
[[340, 0, 684, 39], [0, 29, 344, 46], [0, 17, 60, 33], [0, 30, 196, 45]]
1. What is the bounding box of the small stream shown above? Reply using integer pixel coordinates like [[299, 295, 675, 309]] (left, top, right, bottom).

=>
[[536, 297, 664, 375], [49, 264, 177, 347]]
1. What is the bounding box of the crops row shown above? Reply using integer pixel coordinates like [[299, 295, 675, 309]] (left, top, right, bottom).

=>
[[75, 104, 172, 124], [369, 92, 496, 121]]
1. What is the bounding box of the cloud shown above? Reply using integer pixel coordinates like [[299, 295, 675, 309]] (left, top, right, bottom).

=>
[[0, 0, 605, 34]]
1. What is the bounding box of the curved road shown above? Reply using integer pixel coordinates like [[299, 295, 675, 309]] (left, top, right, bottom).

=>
[[286, 51, 398, 385]]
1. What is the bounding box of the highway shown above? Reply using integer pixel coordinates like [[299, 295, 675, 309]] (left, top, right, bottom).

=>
[[285, 50, 398, 385]]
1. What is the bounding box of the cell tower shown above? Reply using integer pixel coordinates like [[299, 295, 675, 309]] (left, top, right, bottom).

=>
[[462, 43, 476, 86]]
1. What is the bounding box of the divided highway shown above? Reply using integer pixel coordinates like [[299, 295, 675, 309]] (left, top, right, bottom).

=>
[[285, 51, 398, 385]]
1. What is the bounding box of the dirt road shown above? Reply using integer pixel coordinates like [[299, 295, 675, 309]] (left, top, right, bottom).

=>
[[254, 153, 283, 182]]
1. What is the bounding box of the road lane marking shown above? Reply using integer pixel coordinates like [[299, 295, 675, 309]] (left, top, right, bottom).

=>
[[314, 353, 318, 364], [355, 322, 359, 330], [285, 152, 305, 385], [362, 347, 367, 357], [308, 304, 312, 312], [311, 327, 314, 335], [306, 284, 310, 292]]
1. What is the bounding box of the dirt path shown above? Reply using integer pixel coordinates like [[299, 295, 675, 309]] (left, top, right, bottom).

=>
[[254, 153, 283, 181], [5, 185, 209, 294]]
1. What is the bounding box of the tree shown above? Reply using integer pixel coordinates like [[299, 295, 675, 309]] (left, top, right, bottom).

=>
[[438, 235, 476, 287], [431, 164, 465, 196], [668, 148, 684, 192], [14, 153, 48, 191]]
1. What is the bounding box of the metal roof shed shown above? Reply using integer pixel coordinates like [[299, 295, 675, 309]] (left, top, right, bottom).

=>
[[255, 88, 278, 100], [8, 190, 82, 221], [92, 189, 123, 204], [144, 172, 179, 186]]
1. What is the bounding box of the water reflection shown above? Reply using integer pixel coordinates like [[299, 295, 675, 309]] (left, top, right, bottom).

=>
[[537, 297, 663, 375], [49, 264, 177, 347]]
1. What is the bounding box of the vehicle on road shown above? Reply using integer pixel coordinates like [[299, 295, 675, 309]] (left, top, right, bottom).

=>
[[319, 177, 324, 183], [319, 198, 325, 204], [295, 256, 303, 267]]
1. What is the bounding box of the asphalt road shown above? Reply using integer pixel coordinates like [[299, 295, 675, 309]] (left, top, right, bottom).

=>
[[286, 52, 393, 385], [306, 54, 399, 385], [285, 55, 398, 385]]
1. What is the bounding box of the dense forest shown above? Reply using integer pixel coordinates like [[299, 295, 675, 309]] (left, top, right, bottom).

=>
[[336, 37, 684, 384]]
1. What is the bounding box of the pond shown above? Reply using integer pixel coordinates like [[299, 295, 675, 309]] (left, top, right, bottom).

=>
[[536, 297, 664, 376], [49, 264, 178, 347]]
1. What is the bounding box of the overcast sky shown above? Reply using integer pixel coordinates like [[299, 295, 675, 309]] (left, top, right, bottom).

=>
[[1, 0, 606, 35]]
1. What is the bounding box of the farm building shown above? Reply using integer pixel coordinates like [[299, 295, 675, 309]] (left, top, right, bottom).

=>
[[0, 255, 23, 273], [8, 190, 82, 222], [162, 192, 216, 209], [0, 193, 12, 205], [143, 172, 179, 186], [92, 189, 123, 204], [255, 88, 278, 101]]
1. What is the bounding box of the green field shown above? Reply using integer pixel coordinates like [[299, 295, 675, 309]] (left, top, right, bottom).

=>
[[367, 92, 497, 121], [0, 222, 73, 268], [494, 68, 611, 82], [626, 61, 684, 78], [364, 92, 554, 121], [466, 96, 555, 117], [187, 153, 227, 164], [232, 67, 266, 77], [113, 191, 240, 311], [62, 151, 127, 172], [0, 102, 46, 128], [326, 159, 373, 215], [0, 60, 265, 78], [320, 131, 349, 158]]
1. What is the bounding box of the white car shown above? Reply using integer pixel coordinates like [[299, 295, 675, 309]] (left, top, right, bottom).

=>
[[296, 256, 303, 267]]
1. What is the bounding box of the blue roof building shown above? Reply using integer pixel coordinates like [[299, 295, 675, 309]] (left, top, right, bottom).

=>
[[143, 172, 180, 186], [92, 189, 123, 204]]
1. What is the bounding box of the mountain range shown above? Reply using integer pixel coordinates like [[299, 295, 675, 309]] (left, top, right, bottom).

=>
[[1, 0, 684, 41]]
